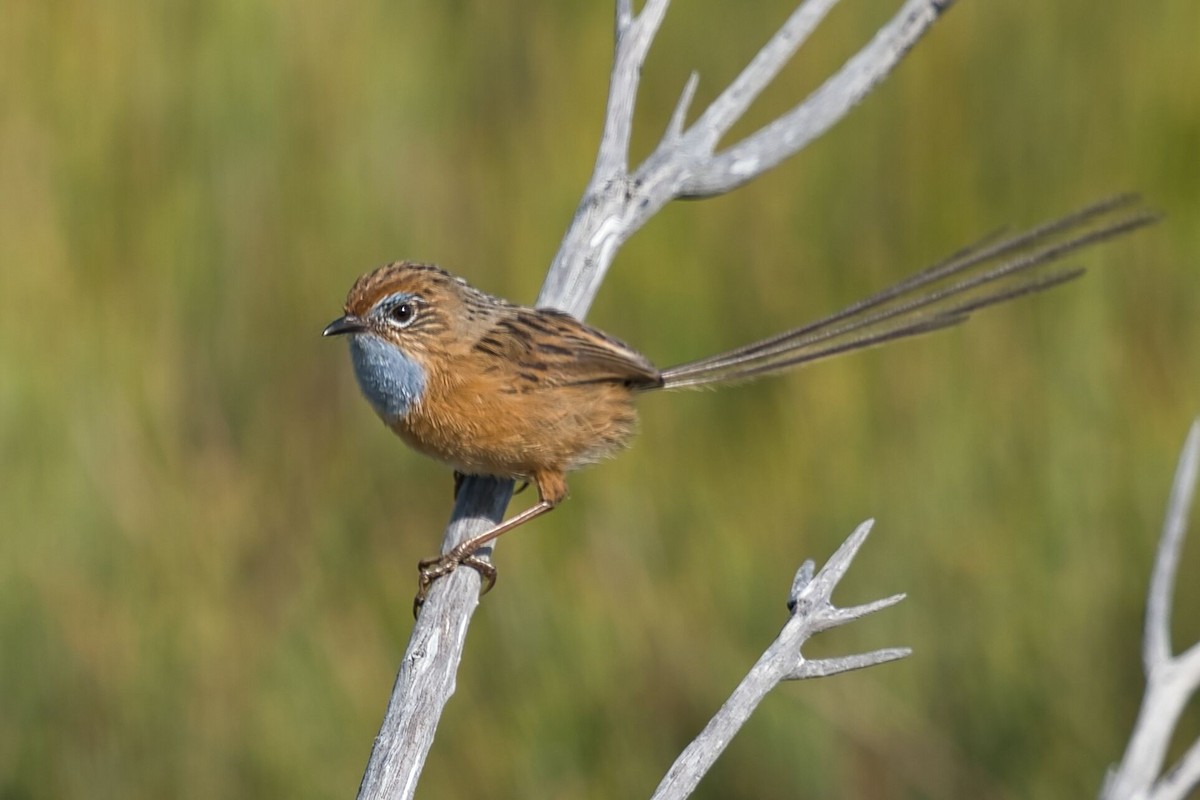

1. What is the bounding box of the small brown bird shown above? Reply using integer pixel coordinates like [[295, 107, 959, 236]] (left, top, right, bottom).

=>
[[324, 195, 1155, 610]]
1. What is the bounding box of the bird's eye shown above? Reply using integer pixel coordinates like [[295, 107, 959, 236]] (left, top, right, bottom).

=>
[[389, 302, 416, 327]]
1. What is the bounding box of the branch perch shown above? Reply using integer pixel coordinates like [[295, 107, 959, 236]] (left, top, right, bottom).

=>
[[357, 2, 953, 797]]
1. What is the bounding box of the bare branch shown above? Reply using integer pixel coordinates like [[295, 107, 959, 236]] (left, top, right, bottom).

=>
[[691, 0, 841, 147], [789, 647, 912, 680], [1145, 420, 1199, 670], [355, 477, 511, 800], [1157, 738, 1200, 800], [795, 515, 876, 603], [616, 0, 634, 34], [594, 0, 673, 181], [827, 592, 907, 625], [541, 0, 953, 316], [1099, 419, 1200, 800], [682, 0, 954, 197], [788, 558, 817, 600], [664, 72, 700, 143], [650, 520, 908, 799]]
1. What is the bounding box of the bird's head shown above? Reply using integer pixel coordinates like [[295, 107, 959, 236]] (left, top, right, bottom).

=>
[[324, 261, 475, 422]]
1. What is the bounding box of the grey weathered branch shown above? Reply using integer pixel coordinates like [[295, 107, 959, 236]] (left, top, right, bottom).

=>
[[541, 0, 955, 317], [651, 520, 909, 800], [355, 477, 511, 800], [357, 2, 952, 797], [1099, 419, 1200, 800]]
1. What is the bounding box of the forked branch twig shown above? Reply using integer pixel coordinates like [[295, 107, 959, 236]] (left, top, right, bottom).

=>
[[652, 521, 908, 799], [542, 0, 956, 316]]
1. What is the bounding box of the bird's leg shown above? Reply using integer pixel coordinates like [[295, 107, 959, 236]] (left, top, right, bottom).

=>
[[413, 471, 567, 616]]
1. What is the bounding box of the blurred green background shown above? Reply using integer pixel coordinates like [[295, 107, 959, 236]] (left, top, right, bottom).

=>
[[2, 1, 1198, 797]]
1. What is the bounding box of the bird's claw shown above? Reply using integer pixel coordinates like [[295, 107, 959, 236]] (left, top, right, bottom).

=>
[[412, 552, 497, 617]]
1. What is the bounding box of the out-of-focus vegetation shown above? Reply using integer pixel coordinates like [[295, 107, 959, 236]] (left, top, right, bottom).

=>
[[2, 1, 1197, 797]]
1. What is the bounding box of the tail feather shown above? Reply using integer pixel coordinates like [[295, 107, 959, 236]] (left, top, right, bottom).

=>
[[658, 194, 1158, 390]]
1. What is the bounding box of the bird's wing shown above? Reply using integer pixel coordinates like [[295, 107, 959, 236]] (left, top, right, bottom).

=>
[[472, 307, 662, 388]]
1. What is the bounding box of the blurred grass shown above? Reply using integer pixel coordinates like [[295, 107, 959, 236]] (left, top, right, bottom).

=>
[[2, 0, 1198, 797]]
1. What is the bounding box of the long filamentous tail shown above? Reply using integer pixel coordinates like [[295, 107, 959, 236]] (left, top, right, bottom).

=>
[[658, 194, 1158, 390]]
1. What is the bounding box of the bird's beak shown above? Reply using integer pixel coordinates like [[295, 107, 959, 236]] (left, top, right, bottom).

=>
[[323, 314, 367, 337]]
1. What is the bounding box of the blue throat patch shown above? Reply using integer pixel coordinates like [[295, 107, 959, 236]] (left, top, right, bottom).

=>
[[348, 335, 426, 422]]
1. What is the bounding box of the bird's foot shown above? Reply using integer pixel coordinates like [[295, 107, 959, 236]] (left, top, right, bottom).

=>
[[412, 551, 497, 617]]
